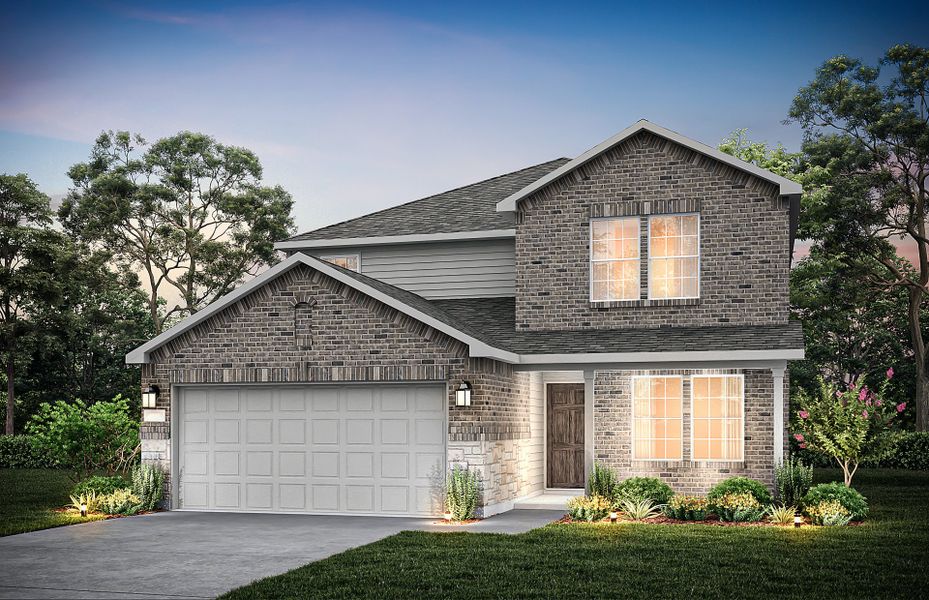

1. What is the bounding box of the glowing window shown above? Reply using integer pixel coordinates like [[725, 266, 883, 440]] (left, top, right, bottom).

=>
[[590, 218, 640, 301], [632, 376, 683, 460], [648, 214, 699, 299], [691, 375, 744, 461]]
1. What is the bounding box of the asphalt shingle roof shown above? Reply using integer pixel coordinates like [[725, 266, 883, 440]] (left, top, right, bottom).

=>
[[316, 263, 805, 355], [286, 159, 570, 242]]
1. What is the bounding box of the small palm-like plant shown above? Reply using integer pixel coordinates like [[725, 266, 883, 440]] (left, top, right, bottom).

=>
[[69, 491, 99, 514], [445, 465, 479, 521], [767, 504, 797, 525], [618, 498, 663, 521]]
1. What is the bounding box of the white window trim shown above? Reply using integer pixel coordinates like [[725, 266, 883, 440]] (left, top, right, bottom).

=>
[[317, 252, 362, 272], [689, 374, 745, 463], [646, 212, 700, 301], [589, 216, 641, 303], [630, 374, 684, 461]]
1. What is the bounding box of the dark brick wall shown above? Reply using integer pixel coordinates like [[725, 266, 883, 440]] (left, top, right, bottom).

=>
[[593, 368, 777, 493], [515, 130, 791, 330]]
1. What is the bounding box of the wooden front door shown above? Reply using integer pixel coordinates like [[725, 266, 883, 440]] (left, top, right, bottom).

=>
[[546, 383, 585, 488]]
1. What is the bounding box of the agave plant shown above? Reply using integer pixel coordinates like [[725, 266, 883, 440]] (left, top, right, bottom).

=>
[[69, 491, 100, 515], [618, 498, 663, 521], [767, 504, 798, 525]]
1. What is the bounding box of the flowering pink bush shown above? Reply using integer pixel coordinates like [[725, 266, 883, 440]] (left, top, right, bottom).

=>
[[793, 371, 901, 486]]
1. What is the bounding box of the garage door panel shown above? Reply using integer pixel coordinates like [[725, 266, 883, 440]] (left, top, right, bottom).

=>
[[278, 419, 306, 444], [312, 420, 339, 444], [346, 419, 374, 445], [346, 452, 374, 478], [245, 419, 273, 444], [279, 451, 306, 477], [312, 452, 339, 477], [178, 384, 445, 516]]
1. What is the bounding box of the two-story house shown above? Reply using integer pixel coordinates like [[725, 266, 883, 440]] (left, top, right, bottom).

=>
[[127, 120, 804, 517]]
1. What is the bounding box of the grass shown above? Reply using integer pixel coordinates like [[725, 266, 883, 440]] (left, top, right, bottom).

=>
[[0, 469, 106, 536], [222, 469, 929, 599]]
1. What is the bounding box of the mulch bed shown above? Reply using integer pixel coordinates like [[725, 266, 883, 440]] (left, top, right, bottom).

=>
[[432, 518, 482, 526], [555, 515, 863, 527]]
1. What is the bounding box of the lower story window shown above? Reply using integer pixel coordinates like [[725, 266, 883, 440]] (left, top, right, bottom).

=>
[[632, 376, 683, 460], [691, 375, 744, 461]]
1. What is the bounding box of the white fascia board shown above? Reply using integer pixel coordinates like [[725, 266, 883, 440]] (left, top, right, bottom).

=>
[[126, 253, 518, 365], [516, 348, 804, 366], [275, 229, 516, 250], [497, 120, 803, 212]]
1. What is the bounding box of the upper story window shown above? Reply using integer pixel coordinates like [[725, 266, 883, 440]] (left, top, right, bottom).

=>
[[590, 217, 640, 302], [318, 253, 360, 272], [648, 214, 699, 300], [632, 375, 683, 460]]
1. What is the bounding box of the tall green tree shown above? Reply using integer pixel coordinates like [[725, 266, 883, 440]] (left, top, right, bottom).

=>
[[788, 44, 929, 430], [0, 174, 59, 434], [61, 131, 296, 333], [16, 244, 155, 428]]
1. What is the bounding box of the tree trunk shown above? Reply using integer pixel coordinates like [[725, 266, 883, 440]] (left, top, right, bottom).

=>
[[916, 373, 929, 432], [907, 288, 928, 431], [5, 351, 14, 435]]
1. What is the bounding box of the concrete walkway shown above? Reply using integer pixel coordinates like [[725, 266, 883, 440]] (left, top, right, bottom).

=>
[[0, 509, 562, 599]]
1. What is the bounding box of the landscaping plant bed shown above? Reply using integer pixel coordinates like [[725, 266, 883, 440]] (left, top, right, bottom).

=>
[[432, 518, 481, 526], [555, 515, 864, 527]]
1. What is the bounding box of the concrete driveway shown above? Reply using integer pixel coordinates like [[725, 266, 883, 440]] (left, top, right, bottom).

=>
[[0, 510, 562, 599]]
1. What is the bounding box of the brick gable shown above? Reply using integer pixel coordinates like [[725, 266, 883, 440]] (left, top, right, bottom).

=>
[[515, 130, 791, 330]]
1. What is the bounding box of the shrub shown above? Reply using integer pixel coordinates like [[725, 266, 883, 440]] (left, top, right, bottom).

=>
[[0, 435, 57, 468], [714, 491, 766, 522], [71, 475, 129, 498], [767, 504, 798, 525], [707, 476, 772, 507], [567, 495, 611, 522], [98, 489, 141, 515], [775, 456, 813, 506], [26, 396, 140, 479], [664, 495, 709, 521], [69, 491, 100, 514], [445, 465, 479, 521], [587, 462, 618, 499], [132, 464, 165, 511], [793, 373, 901, 486], [618, 498, 662, 521], [614, 477, 674, 506], [876, 431, 929, 470], [806, 500, 853, 526], [802, 482, 868, 520]]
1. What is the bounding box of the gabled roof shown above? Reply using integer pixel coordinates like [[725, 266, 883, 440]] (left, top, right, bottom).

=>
[[496, 120, 803, 212], [125, 253, 518, 365], [280, 159, 569, 246]]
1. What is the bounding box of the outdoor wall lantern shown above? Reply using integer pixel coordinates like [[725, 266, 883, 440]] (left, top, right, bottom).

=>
[[142, 385, 160, 409], [455, 381, 473, 407]]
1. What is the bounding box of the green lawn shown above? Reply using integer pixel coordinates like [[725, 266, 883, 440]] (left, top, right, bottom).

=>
[[222, 469, 929, 599], [0, 469, 105, 536]]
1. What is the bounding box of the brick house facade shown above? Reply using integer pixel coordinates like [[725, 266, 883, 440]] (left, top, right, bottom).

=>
[[128, 120, 803, 517]]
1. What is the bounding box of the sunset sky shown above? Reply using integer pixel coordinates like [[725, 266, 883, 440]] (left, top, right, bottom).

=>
[[2, 1, 925, 241]]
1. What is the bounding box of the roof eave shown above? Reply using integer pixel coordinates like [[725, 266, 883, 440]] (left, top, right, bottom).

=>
[[274, 229, 516, 250], [497, 119, 803, 212]]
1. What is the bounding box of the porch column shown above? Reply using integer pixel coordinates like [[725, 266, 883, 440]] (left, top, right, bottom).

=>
[[583, 369, 595, 489], [772, 366, 785, 466]]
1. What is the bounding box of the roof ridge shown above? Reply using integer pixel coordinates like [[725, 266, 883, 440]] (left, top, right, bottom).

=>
[[284, 157, 569, 242]]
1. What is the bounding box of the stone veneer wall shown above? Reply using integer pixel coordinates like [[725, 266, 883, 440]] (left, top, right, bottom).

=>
[[140, 263, 537, 512], [593, 368, 783, 493], [515, 130, 791, 331]]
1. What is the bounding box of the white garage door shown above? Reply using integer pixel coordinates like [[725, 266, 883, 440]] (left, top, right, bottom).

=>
[[176, 384, 446, 516]]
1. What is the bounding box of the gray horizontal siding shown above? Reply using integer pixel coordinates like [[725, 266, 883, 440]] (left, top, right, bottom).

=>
[[307, 239, 516, 299]]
